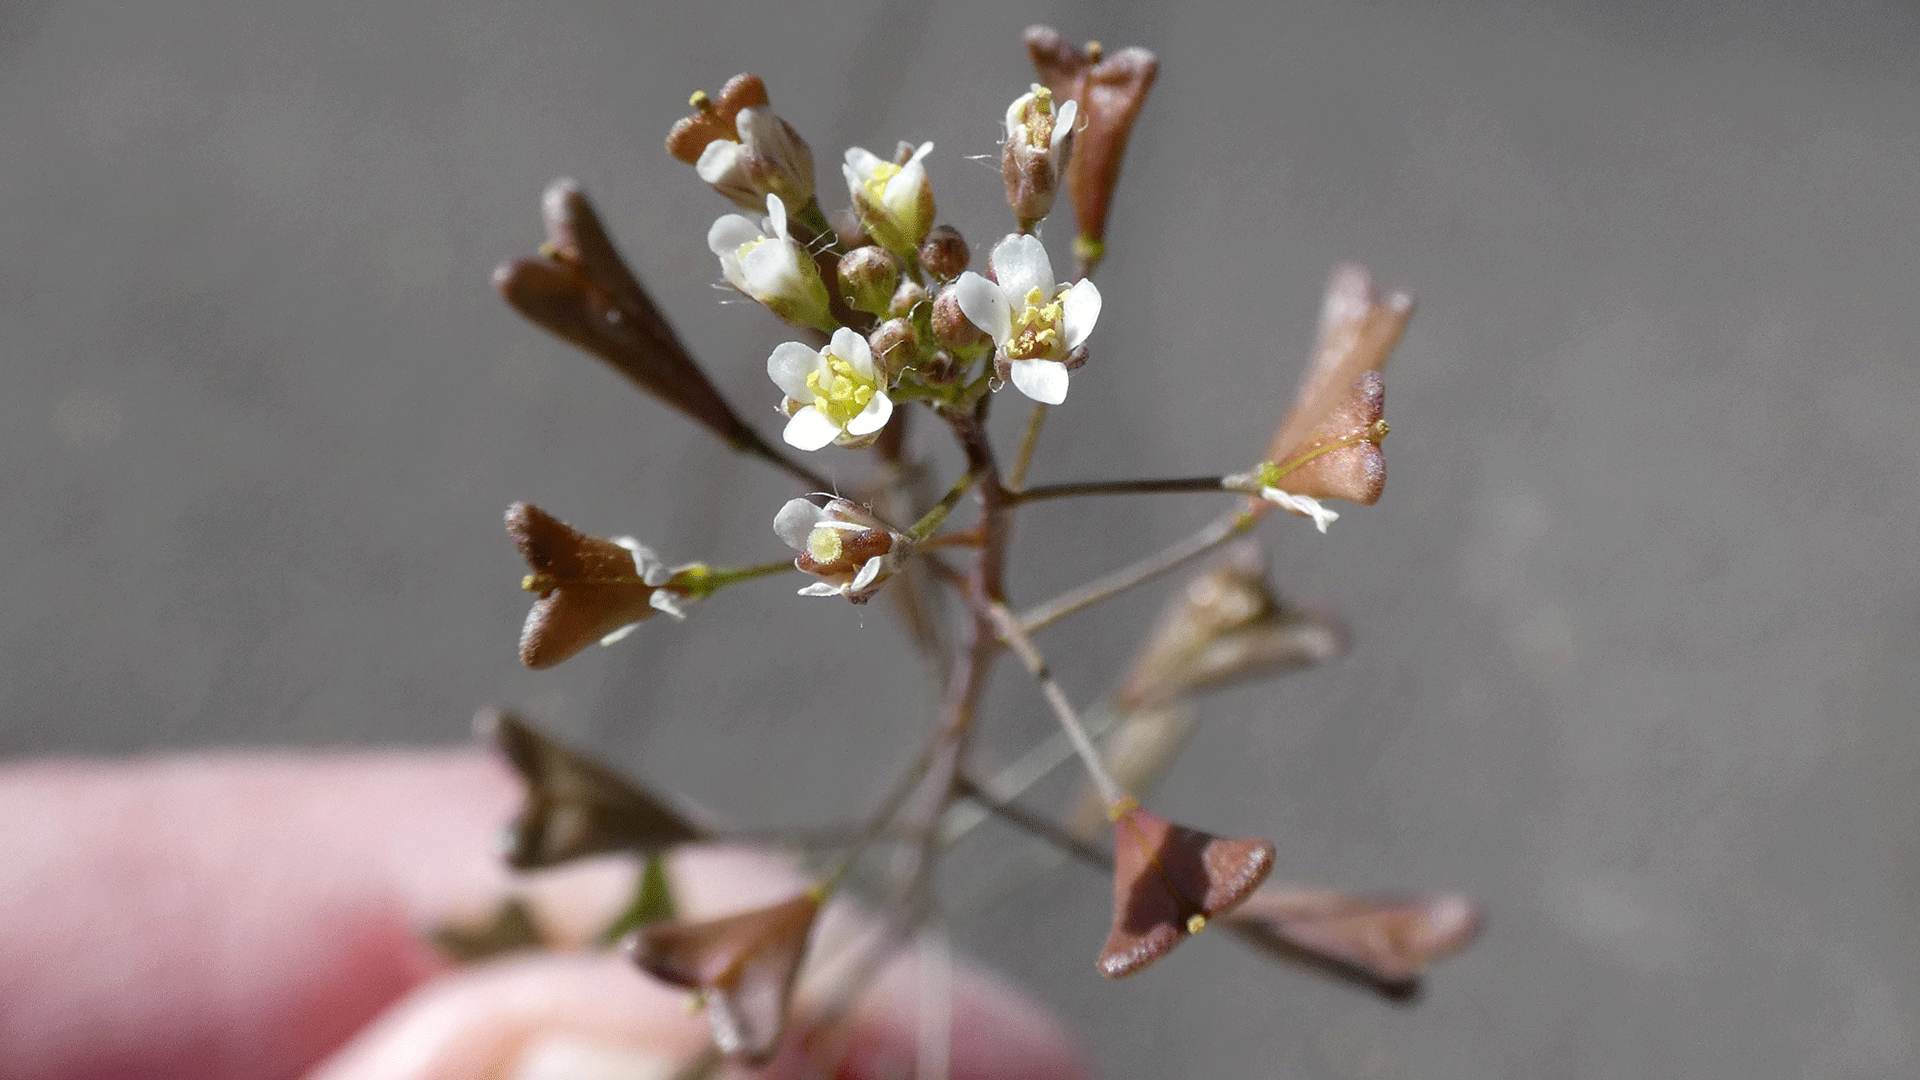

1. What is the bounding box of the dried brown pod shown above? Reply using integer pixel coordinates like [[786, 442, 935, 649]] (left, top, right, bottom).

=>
[[507, 502, 688, 670], [1223, 888, 1482, 986], [627, 892, 822, 1063], [1116, 541, 1347, 712], [481, 708, 703, 871], [494, 179, 760, 451], [1256, 264, 1412, 514], [1025, 27, 1160, 274], [665, 73, 771, 165], [1100, 801, 1275, 978]]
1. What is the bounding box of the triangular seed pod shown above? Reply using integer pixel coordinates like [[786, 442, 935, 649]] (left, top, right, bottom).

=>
[[480, 708, 703, 870], [1224, 888, 1482, 985], [1099, 802, 1275, 978], [507, 502, 675, 670], [627, 892, 821, 1063]]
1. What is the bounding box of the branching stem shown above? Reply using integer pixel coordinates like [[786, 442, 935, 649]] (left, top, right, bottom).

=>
[[1010, 474, 1227, 503], [1017, 509, 1255, 633]]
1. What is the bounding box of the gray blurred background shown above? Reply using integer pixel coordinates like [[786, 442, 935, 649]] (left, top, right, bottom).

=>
[[5, 0, 1918, 1076]]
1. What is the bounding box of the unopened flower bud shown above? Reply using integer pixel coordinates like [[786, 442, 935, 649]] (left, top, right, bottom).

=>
[[707, 194, 835, 332], [843, 141, 936, 256], [917, 224, 971, 281], [888, 279, 927, 319], [931, 285, 991, 356], [694, 104, 817, 211], [836, 246, 902, 317], [867, 317, 920, 379], [773, 497, 908, 604], [1001, 84, 1077, 229]]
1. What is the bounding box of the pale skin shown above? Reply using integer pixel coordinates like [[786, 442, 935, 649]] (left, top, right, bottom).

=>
[[0, 749, 1087, 1080]]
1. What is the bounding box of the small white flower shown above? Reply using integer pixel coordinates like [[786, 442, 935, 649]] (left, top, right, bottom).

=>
[[1002, 86, 1077, 224], [772, 497, 905, 604], [842, 141, 935, 254], [767, 327, 895, 451], [707, 194, 834, 331], [952, 234, 1101, 404], [694, 105, 816, 211]]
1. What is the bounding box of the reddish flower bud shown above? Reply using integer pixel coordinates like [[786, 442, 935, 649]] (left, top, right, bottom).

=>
[[917, 224, 971, 281], [931, 285, 991, 355]]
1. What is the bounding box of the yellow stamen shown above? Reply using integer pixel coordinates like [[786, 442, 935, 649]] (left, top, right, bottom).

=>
[[1007, 286, 1065, 360], [803, 352, 879, 428], [806, 526, 844, 565]]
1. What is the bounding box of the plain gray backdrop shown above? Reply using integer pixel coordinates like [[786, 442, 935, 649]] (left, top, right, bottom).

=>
[[4, 1, 1918, 1076]]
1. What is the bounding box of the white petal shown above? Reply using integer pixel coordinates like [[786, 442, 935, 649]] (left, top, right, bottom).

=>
[[763, 193, 789, 239], [850, 556, 885, 592], [707, 215, 762, 258], [844, 391, 893, 437], [648, 591, 688, 620], [953, 272, 1012, 344], [905, 141, 934, 167], [1008, 358, 1069, 404], [1051, 99, 1078, 154], [1261, 488, 1340, 533], [840, 161, 863, 200], [773, 498, 826, 550], [843, 146, 885, 178], [738, 238, 804, 300], [797, 582, 843, 598], [990, 234, 1052, 301], [599, 621, 641, 646], [609, 537, 668, 582], [828, 327, 873, 378], [1060, 279, 1102, 349], [694, 139, 742, 185], [783, 406, 842, 451], [1005, 91, 1035, 139], [733, 106, 776, 149], [767, 342, 822, 399]]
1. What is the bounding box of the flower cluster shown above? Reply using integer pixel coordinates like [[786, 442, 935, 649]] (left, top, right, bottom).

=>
[[472, 25, 1476, 1073]]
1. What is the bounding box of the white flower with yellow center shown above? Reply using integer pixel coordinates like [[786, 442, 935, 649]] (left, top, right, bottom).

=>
[[767, 327, 895, 451], [772, 497, 904, 604], [707, 193, 834, 331], [842, 141, 936, 255], [951, 234, 1101, 404]]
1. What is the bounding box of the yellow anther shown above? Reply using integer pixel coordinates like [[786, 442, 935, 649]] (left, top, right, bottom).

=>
[[864, 162, 902, 202], [689, 90, 713, 112], [1185, 914, 1209, 935], [804, 352, 880, 428]]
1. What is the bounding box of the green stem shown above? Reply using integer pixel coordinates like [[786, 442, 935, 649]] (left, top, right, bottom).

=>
[[1010, 474, 1228, 503]]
